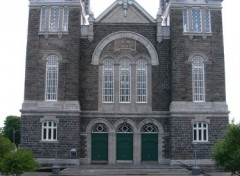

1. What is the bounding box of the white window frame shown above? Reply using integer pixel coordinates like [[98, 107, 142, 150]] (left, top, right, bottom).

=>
[[193, 122, 208, 142], [45, 55, 59, 101], [192, 56, 205, 102], [119, 59, 131, 103], [136, 59, 147, 103], [103, 59, 114, 103], [42, 121, 57, 141], [39, 6, 69, 33], [183, 7, 211, 34]]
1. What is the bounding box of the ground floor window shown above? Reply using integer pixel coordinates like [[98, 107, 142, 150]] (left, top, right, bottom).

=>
[[42, 121, 57, 141], [193, 122, 208, 142]]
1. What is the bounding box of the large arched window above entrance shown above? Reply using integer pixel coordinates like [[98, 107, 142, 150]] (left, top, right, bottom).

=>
[[92, 123, 108, 133], [103, 58, 114, 103], [136, 59, 147, 103], [117, 123, 133, 133], [141, 124, 159, 133]]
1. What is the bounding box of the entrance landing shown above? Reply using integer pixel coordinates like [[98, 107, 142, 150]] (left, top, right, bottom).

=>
[[54, 164, 192, 176]]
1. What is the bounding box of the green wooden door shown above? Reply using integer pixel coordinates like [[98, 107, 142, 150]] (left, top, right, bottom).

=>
[[117, 133, 133, 160], [91, 133, 108, 161], [142, 133, 158, 161]]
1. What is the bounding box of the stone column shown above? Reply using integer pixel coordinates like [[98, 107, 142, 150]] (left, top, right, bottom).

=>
[[108, 132, 116, 164]]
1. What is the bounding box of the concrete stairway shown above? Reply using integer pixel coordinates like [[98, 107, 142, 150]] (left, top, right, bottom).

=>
[[54, 164, 192, 176]]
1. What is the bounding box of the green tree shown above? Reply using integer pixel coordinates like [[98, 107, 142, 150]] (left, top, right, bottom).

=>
[[0, 149, 40, 176], [212, 124, 240, 176], [3, 116, 21, 146], [0, 133, 14, 158]]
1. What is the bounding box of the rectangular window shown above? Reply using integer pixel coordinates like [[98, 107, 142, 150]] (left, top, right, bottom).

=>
[[193, 122, 208, 142], [39, 6, 69, 33], [183, 7, 211, 34], [42, 121, 57, 141]]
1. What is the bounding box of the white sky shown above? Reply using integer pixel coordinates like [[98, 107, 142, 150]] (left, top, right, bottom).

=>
[[0, 0, 239, 127]]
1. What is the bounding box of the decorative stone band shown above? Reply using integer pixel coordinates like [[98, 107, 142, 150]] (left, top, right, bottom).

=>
[[170, 101, 229, 117], [21, 100, 81, 115]]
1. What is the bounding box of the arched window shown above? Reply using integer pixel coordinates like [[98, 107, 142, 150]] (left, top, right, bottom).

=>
[[117, 122, 133, 133], [92, 123, 108, 133], [192, 56, 205, 102], [120, 59, 131, 103], [42, 121, 57, 141], [45, 55, 59, 101], [103, 59, 114, 103], [141, 123, 158, 133], [193, 122, 208, 142], [136, 59, 147, 103]]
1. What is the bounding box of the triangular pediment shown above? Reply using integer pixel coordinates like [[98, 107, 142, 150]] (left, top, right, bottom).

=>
[[95, 0, 155, 23]]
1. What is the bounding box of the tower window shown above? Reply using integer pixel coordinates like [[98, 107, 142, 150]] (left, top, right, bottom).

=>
[[39, 6, 69, 33], [45, 55, 59, 101], [192, 56, 205, 102], [183, 7, 211, 34]]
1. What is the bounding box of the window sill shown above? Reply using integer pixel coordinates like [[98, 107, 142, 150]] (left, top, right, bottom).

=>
[[192, 141, 210, 145], [183, 32, 212, 39], [40, 140, 58, 143], [39, 31, 69, 39]]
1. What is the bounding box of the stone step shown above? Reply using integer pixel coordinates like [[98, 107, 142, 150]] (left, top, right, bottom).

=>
[[56, 168, 191, 176]]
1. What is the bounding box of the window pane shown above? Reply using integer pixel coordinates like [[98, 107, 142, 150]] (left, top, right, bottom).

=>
[[136, 59, 147, 103], [198, 129, 202, 140], [103, 59, 114, 102], [120, 59, 131, 102], [40, 7, 47, 31], [50, 7, 60, 31], [194, 129, 197, 141], [192, 56, 205, 102], [45, 55, 59, 101], [53, 129, 57, 140], [62, 7, 69, 31], [183, 9, 189, 32], [192, 8, 202, 32], [43, 129, 47, 139], [203, 129, 207, 141], [205, 9, 211, 33], [48, 129, 52, 139]]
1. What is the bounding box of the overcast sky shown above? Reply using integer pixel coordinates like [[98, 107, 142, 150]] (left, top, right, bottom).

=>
[[0, 0, 239, 127]]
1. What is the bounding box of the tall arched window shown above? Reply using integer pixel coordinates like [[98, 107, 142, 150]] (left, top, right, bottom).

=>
[[45, 55, 59, 101], [136, 59, 147, 103], [120, 59, 131, 103], [192, 56, 205, 102], [103, 59, 114, 103]]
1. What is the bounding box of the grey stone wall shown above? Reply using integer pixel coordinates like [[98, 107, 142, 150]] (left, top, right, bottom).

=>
[[170, 116, 228, 159], [170, 8, 226, 102], [21, 115, 80, 159], [24, 8, 81, 101], [79, 24, 171, 111]]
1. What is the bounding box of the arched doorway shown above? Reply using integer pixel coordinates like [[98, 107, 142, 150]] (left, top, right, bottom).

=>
[[91, 123, 108, 163], [116, 122, 133, 161], [141, 123, 158, 161]]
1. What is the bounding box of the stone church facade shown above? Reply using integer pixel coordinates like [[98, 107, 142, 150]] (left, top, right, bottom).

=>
[[21, 0, 229, 165]]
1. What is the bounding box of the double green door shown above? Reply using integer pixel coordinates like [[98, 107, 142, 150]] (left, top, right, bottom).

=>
[[117, 133, 133, 160], [141, 133, 158, 161], [91, 133, 108, 161]]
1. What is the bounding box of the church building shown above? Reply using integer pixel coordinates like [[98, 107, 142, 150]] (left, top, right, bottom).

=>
[[21, 0, 229, 165]]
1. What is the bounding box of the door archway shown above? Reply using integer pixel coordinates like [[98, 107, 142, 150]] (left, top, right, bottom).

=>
[[141, 123, 158, 161], [91, 123, 108, 163], [116, 122, 133, 161]]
